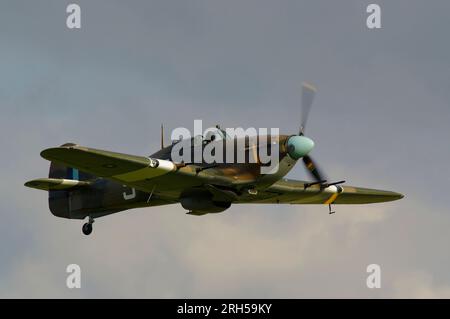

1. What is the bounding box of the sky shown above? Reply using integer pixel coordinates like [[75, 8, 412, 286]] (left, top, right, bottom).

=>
[[1, 0, 450, 298]]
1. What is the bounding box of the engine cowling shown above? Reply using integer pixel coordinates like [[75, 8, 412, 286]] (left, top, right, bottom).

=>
[[180, 189, 231, 214]]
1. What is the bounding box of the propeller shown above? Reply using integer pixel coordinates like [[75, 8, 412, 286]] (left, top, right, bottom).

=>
[[302, 155, 326, 183], [299, 82, 317, 135], [285, 82, 327, 184]]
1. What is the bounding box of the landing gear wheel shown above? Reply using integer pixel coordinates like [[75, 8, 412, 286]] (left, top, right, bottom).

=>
[[82, 223, 93, 235]]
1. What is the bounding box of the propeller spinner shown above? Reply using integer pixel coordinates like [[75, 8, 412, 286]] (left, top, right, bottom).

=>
[[286, 135, 314, 160]]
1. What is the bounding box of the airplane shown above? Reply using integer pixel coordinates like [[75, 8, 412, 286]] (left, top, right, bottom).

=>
[[25, 83, 403, 235]]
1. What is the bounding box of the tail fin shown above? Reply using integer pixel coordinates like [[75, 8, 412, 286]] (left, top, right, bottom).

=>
[[48, 161, 94, 181]]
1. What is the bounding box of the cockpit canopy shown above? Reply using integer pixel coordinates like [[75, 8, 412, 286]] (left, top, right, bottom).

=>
[[172, 125, 230, 146]]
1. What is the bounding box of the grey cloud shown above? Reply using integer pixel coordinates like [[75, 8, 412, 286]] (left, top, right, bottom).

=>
[[1, 0, 450, 298]]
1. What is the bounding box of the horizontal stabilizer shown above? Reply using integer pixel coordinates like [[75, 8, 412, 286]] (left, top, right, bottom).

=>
[[24, 178, 91, 191]]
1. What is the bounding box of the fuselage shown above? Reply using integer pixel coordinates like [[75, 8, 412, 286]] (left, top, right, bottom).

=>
[[48, 134, 299, 219]]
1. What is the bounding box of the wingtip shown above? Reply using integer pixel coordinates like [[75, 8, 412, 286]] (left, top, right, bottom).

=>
[[396, 192, 405, 200], [40, 143, 80, 160], [40, 148, 58, 161], [385, 191, 404, 202], [302, 82, 317, 92], [24, 179, 46, 190]]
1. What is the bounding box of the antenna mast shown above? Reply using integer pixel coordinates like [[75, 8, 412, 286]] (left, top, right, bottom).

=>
[[160, 124, 164, 149]]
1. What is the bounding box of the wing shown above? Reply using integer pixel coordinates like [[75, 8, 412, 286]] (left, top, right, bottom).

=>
[[39, 144, 258, 201], [237, 179, 403, 205], [40, 144, 403, 205], [40, 143, 178, 189]]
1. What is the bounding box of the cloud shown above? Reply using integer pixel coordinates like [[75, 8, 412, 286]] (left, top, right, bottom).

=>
[[1, 0, 450, 298], [393, 272, 450, 299], [0, 204, 387, 298]]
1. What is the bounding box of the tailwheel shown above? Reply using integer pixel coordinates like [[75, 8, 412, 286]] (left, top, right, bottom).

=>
[[82, 216, 94, 235], [82, 223, 92, 235]]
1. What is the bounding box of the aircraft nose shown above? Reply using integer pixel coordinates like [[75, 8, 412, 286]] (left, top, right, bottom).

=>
[[286, 135, 315, 160]]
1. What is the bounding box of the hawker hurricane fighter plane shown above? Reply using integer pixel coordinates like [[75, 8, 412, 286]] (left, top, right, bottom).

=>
[[25, 83, 403, 235]]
